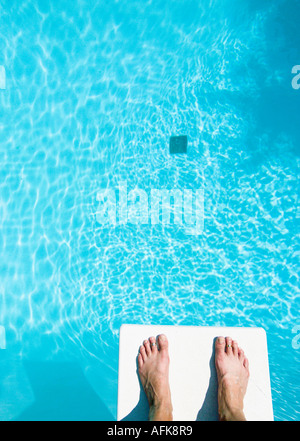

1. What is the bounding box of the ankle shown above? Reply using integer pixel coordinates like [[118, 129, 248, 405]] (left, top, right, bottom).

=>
[[219, 407, 246, 421], [218, 376, 246, 421], [149, 401, 173, 421]]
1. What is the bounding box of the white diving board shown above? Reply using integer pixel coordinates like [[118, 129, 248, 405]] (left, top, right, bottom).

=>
[[118, 325, 274, 421]]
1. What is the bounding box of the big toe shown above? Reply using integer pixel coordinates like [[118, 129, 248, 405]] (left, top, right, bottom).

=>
[[158, 334, 169, 355], [215, 336, 226, 359]]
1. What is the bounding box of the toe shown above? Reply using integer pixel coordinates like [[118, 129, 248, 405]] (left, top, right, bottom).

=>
[[143, 339, 151, 356], [149, 336, 158, 353], [138, 353, 143, 369], [225, 337, 233, 355], [157, 334, 168, 356], [232, 340, 238, 356], [215, 336, 226, 359], [238, 348, 245, 363], [139, 344, 147, 362], [243, 356, 249, 371]]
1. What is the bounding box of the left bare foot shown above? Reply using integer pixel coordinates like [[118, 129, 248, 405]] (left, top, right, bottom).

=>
[[138, 334, 173, 421]]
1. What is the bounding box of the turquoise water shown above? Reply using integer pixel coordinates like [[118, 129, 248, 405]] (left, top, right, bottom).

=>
[[0, 0, 299, 421]]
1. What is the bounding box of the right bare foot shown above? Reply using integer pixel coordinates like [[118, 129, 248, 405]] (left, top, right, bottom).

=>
[[138, 334, 173, 421], [215, 336, 250, 421]]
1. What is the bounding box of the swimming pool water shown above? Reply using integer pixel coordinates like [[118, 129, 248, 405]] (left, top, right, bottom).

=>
[[0, 0, 299, 421]]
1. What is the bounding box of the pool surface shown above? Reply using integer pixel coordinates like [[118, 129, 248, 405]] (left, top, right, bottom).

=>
[[0, 0, 299, 421]]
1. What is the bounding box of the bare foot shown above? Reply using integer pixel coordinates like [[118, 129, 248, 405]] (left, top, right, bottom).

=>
[[138, 334, 173, 421], [215, 336, 250, 421]]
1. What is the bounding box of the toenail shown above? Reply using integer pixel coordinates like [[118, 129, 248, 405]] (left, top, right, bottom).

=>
[[218, 337, 225, 344]]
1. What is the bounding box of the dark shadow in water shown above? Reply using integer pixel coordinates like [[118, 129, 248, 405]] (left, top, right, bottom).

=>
[[14, 361, 114, 421], [122, 341, 219, 421], [196, 338, 218, 421]]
